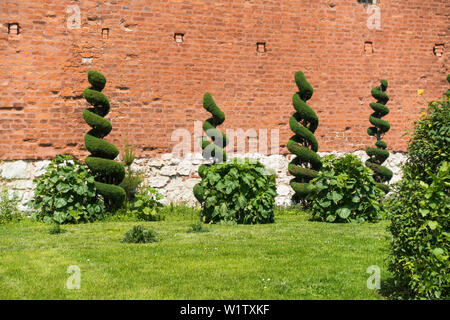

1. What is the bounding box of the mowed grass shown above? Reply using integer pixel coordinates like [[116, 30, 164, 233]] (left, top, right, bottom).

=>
[[0, 208, 391, 300]]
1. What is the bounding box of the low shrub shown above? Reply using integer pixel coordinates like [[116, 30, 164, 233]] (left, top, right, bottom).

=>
[[309, 154, 385, 223], [195, 158, 277, 224], [128, 186, 164, 221], [0, 185, 21, 224], [188, 221, 209, 233], [122, 225, 159, 244], [48, 223, 65, 235], [30, 155, 106, 224], [387, 162, 449, 299]]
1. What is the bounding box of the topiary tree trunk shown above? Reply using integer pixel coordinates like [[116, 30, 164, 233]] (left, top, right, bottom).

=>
[[83, 70, 125, 209], [366, 80, 393, 193], [287, 71, 322, 204], [193, 93, 228, 203]]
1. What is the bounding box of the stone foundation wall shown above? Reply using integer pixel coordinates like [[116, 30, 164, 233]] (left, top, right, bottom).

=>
[[0, 151, 407, 212]]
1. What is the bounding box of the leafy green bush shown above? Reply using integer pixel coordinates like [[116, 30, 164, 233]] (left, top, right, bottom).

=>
[[387, 87, 449, 299], [0, 185, 21, 224], [388, 162, 449, 299], [121, 225, 159, 244], [30, 155, 106, 224], [128, 186, 164, 221], [195, 158, 277, 224], [309, 154, 385, 223], [405, 97, 449, 182]]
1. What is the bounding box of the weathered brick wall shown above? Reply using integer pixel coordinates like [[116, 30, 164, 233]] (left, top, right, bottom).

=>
[[0, 0, 448, 160]]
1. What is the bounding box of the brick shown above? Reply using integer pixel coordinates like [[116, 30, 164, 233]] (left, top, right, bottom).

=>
[[0, 0, 448, 161]]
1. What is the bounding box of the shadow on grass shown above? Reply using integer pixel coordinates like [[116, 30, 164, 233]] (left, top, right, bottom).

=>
[[379, 277, 412, 300]]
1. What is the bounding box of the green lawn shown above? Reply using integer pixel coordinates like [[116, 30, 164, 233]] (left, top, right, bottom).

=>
[[0, 208, 391, 299]]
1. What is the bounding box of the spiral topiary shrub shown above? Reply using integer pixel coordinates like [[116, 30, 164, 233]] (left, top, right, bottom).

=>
[[365, 80, 393, 193], [193, 93, 229, 203], [83, 70, 125, 209], [287, 71, 322, 204]]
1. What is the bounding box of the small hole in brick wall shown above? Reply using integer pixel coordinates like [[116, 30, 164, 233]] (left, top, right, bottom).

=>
[[357, 0, 376, 4], [174, 33, 184, 43], [364, 41, 373, 55], [433, 44, 444, 57], [7, 23, 20, 35], [102, 28, 109, 39], [257, 42, 266, 53]]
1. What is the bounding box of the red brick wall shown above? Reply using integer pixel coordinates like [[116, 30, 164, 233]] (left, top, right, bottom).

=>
[[0, 0, 448, 160]]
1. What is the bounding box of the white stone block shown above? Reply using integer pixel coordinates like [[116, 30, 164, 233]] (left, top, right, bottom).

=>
[[149, 176, 169, 188], [1, 161, 30, 179], [161, 153, 172, 161], [160, 165, 177, 176], [177, 160, 192, 176], [33, 160, 50, 177], [277, 184, 291, 197], [11, 180, 34, 190], [148, 158, 163, 168]]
